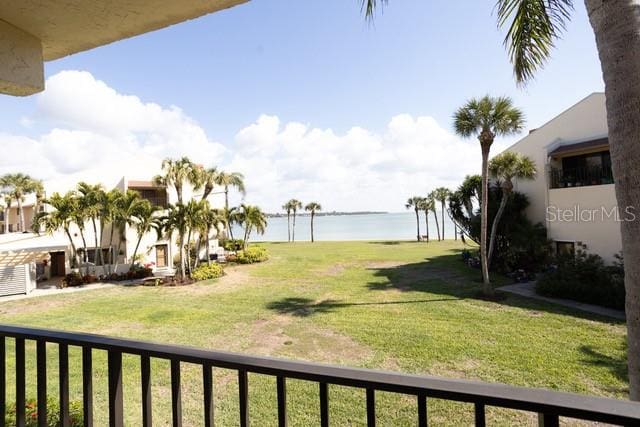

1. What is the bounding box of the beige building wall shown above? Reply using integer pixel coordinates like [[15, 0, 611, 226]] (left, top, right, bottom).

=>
[[504, 92, 622, 262]]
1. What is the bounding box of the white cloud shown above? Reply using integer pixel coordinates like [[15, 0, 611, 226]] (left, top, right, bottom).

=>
[[1, 70, 225, 193], [0, 70, 507, 212]]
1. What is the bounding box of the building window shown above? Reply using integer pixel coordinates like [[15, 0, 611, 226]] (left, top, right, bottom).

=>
[[156, 244, 168, 268], [549, 150, 614, 188], [555, 241, 575, 256], [131, 188, 168, 208]]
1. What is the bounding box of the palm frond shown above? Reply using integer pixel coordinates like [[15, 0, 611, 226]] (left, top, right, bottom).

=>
[[496, 0, 573, 84]]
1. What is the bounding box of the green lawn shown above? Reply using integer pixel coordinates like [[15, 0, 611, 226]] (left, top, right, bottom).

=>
[[0, 241, 627, 425]]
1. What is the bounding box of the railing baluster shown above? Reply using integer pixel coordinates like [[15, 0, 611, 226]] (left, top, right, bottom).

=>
[[417, 393, 427, 427], [0, 336, 5, 427], [107, 350, 123, 427], [15, 338, 25, 427], [277, 376, 287, 427], [474, 403, 485, 427], [82, 346, 93, 427], [203, 364, 214, 427], [37, 341, 47, 427], [171, 359, 182, 427], [366, 388, 375, 427], [59, 344, 70, 427], [319, 382, 329, 427], [141, 355, 152, 427], [238, 370, 249, 427], [538, 412, 560, 427]]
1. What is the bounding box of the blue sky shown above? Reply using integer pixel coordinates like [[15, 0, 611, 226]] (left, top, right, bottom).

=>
[[0, 0, 604, 211]]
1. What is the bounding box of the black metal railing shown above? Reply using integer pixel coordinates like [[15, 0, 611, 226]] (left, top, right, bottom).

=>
[[1, 324, 639, 426], [549, 165, 614, 189]]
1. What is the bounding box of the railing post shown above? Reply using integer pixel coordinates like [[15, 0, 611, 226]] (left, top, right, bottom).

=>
[[474, 403, 485, 427], [203, 364, 214, 427], [37, 341, 47, 427], [0, 336, 5, 427], [417, 393, 427, 427], [538, 412, 559, 427], [141, 355, 152, 427], [238, 370, 249, 427], [366, 388, 376, 427], [59, 343, 70, 427], [82, 346, 93, 427], [171, 359, 182, 427], [319, 382, 329, 427], [15, 338, 25, 427], [277, 376, 287, 427], [108, 350, 123, 427]]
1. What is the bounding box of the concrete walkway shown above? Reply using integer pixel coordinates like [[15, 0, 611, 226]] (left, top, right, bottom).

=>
[[0, 282, 120, 302], [497, 282, 625, 320]]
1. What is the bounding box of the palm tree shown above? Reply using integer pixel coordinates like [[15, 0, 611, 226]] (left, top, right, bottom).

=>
[[239, 204, 267, 249], [183, 199, 207, 273], [34, 192, 79, 267], [198, 167, 219, 201], [103, 189, 123, 271], [160, 203, 189, 280], [405, 197, 423, 242], [199, 206, 227, 266], [282, 202, 292, 242], [287, 199, 302, 242], [0, 173, 40, 232], [225, 206, 241, 241], [488, 152, 537, 267], [153, 157, 194, 204], [418, 197, 433, 242], [362, 1, 640, 397], [112, 190, 145, 273], [427, 192, 441, 241], [453, 96, 524, 294], [3, 194, 12, 234], [434, 188, 451, 240], [77, 182, 105, 267], [129, 200, 159, 268], [215, 171, 246, 211], [305, 202, 322, 242]]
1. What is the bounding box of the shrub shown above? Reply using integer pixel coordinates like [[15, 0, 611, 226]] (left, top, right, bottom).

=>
[[536, 250, 625, 310], [191, 263, 224, 281], [222, 239, 244, 251], [236, 246, 269, 264], [63, 272, 84, 287], [5, 398, 83, 426]]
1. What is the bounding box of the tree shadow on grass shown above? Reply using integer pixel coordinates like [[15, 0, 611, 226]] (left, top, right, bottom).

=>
[[266, 296, 460, 317], [366, 251, 625, 324], [579, 344, 628, 388]]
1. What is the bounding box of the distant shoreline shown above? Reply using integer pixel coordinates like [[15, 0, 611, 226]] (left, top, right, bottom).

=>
[[266, 211, 388, 218]]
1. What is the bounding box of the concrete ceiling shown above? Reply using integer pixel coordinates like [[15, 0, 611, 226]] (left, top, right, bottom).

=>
[[0, 0, 248, 95]]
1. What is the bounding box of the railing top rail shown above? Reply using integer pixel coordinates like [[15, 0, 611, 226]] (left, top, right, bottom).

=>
[[1, 324, 639, 424]]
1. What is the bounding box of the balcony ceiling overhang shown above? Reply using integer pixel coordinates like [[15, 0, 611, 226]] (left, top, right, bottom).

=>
[[548, 137, 609, 159], [0, 0, 248, 96]]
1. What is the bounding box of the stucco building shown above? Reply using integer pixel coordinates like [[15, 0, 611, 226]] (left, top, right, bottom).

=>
[[504, 92, 622, 262]]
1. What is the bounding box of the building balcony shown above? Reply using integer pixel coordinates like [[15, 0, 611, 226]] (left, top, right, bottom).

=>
[[1, 324, 639, 426], [549, 165, 614, 189]]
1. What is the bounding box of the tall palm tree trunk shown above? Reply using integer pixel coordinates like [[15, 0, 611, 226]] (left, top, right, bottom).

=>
[[311, 212, 315, 242], [186, 228, 193, 274], [586, 0, 640, 399], [414, 208, 420, 241], [423, 211, 429, 242], [17, 197, 24, 232], [479, 144, 492, 292], [292, 212, 297, 242], [287, 213, 291, 242], [130, 235, 143, 269], [178, 232, 186, 280], [206, 227, 212, 265], [64, 227, 78, 269], [92, 218, 101, 267], [432, 210, 441, 241], [441, 201, 446, 240], [487, 188, 509, 269]]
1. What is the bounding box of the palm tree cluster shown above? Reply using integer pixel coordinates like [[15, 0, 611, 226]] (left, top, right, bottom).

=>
[[0, 173, 44, 233], [34, 184, 156, 276], [405, 188, 453, 243], [282, 199, 322, 242]]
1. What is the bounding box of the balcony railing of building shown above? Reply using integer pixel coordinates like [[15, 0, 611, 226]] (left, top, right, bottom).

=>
[[549, 165, 614, 189], [1, 324, 639, 427]]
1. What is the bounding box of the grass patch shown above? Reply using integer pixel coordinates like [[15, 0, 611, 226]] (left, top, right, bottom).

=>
[[0, 240, 627, 424]]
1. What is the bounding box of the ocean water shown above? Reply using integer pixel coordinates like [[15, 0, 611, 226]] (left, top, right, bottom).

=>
[[233, 212, 458, 242]]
